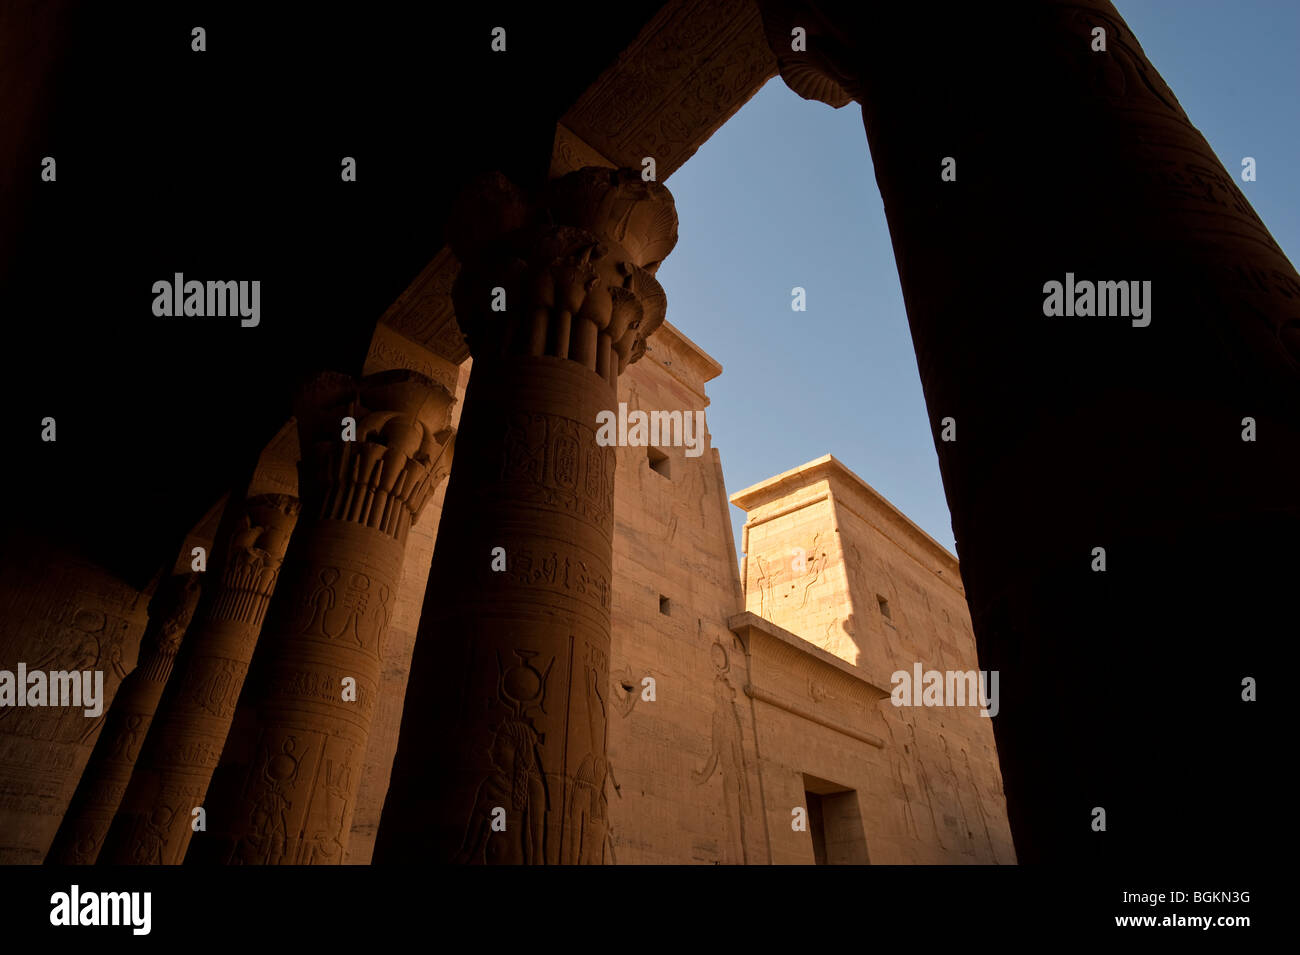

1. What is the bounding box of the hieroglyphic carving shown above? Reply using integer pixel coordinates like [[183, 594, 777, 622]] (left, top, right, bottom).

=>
[[904, 716, 945, 850], [796, 531, 828, 610], [691, 641, 751, 864], [561, 0, 776, 179], [807, 677, 836, 703], [188, 371, 455, 865], [297, 567, 393, 658], [375, 169, 675, 866], [562, 641, 610, 865], [493, 541, 612, 614], [364, 321, 461, 395], [501, 412, 616, 537], [754, 554, 776, 618], [379, 246, 468, 364], [882, 715, 921, 841], [457, 718, 549, 864], [960, 746, 1002, 864], [457, 649, 555, 864], [47, 572, 203, 864], [98, 494, 301, 866], [228, 731, 360, 866], [172, 656, 244, 719], [938, 733, 977, 857], [0, 543, 150, 864]]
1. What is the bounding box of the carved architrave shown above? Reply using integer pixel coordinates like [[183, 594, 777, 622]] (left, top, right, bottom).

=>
[[379, 246, 468, 365], [561, 0, 777, 179]]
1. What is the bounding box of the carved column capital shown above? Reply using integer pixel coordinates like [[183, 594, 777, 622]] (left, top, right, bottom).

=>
[[294, 370, 456, 545], [138, 572, 203, 683], [754, 0, 861, 107], [448, 167, 678, 385], [211, 493, 301, 625]]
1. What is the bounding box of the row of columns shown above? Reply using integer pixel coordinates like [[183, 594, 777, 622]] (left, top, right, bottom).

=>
[[97, 493, 302, 865], [35, 370, 455, 865], [24, 166, 673, 867], [20, 0, 1295, 864]]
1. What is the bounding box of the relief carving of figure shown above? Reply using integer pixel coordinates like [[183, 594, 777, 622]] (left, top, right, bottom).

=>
[[130, 805, 176, 865], [457, 719, 549, 864], [906, 719, 946, 849], [939, 734, 977, 856], [883, 715, 921, 840], [300, 567, 339, 638], [306, 751, 354, 865], [692, 670, 750, 864], [235, 736, 302, 865], [961, 747, 1001, 863], [564, 661, 609, 864]]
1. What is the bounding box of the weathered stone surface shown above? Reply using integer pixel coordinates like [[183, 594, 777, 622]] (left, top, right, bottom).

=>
[[732, 456, 1016, 864], [602, 321, 755, 864], [0, 538, 151, 864], [346, 326, 470, 864], [188, 371, 454, 865], [374, 168, 677, 864], [99, 493, 301, 865], [46, 572, 202, 864]]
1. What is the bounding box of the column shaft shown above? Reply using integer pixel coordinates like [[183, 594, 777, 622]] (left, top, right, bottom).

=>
[[99, 494, 300, 865], [46, 573, 202, 863], [756, 0, 1299, 862], [189, 371, 454, 864], [375, 167, 677, 864]]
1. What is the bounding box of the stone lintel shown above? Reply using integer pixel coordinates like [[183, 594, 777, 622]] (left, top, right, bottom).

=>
[[728, 610, 889, 706], [560, 0, 776, 181]]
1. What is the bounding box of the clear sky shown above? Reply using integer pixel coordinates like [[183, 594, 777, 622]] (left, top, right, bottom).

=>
[[655, 0, 1300, 561]]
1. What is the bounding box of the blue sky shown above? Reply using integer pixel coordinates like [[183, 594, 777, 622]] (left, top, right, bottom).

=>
[[655, 0, 1300, 560]]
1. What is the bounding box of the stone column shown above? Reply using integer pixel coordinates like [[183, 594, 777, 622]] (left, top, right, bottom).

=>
[[0, 537, 152, 864], [755, 0, 1299, 862], [46, 573, 203, 863], [374, 167, 677, 864], [98, 494, 300, 865], [188, 370, 455, 865]]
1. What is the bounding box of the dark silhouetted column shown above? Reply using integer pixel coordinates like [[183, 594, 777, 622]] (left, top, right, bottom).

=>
[[755, 0, 1297, 864]]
